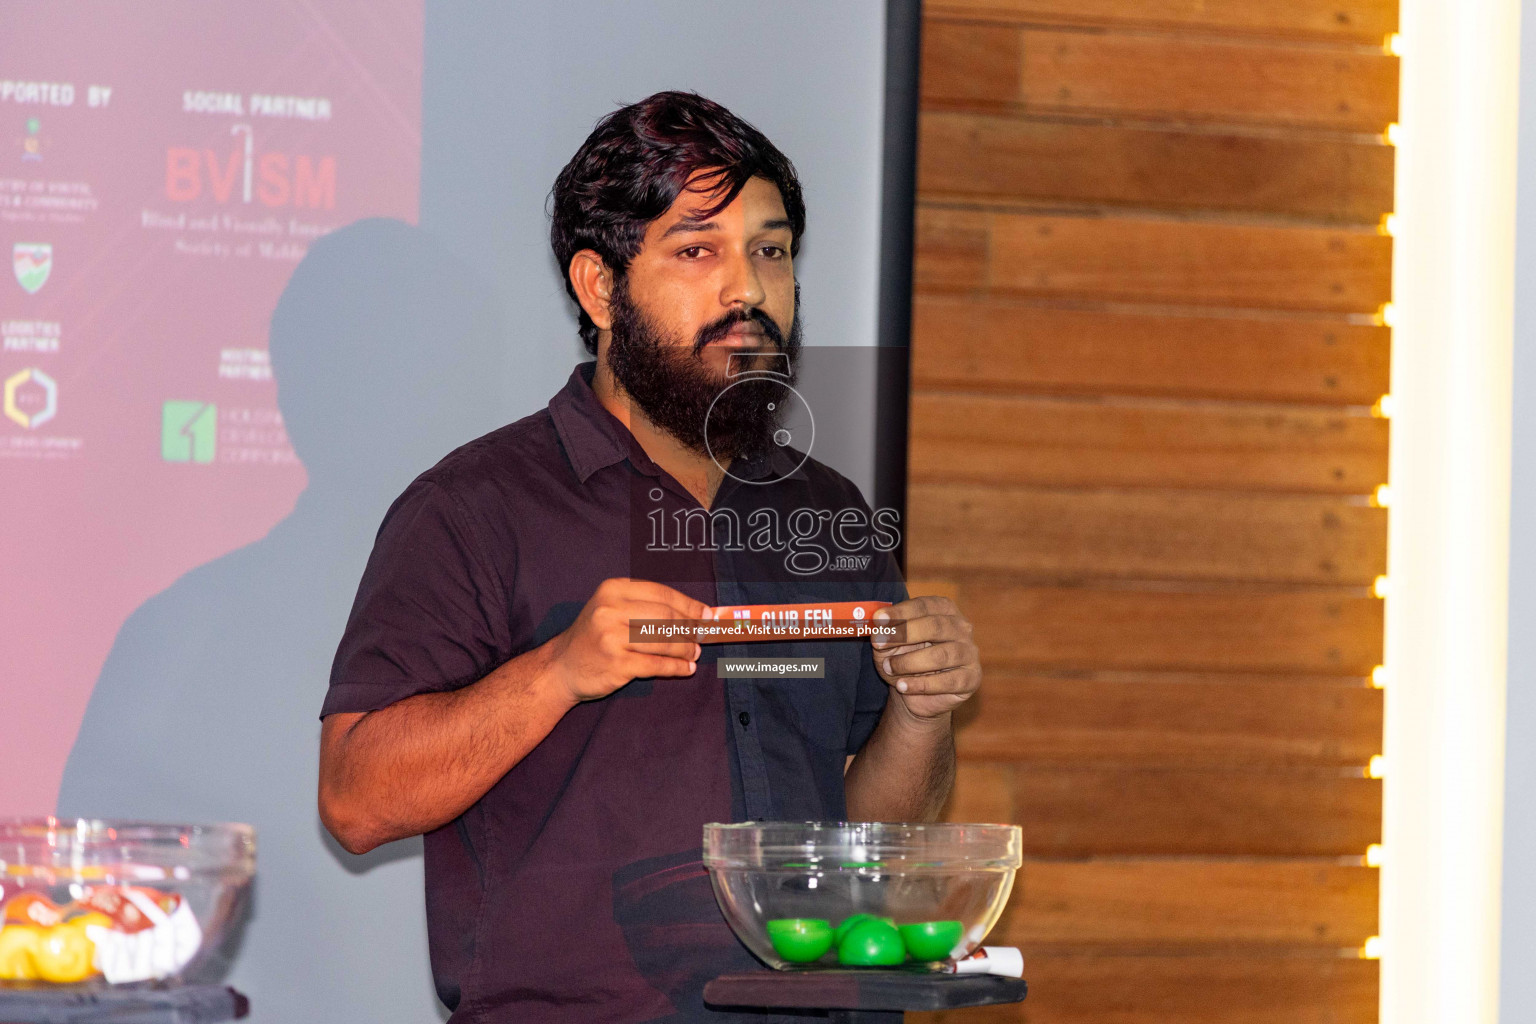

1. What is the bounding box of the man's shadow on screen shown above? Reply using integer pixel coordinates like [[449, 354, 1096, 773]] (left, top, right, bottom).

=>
[[58, 218, 510, 1024]]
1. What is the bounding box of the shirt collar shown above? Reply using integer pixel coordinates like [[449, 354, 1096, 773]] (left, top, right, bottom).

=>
[[548, 362, 631, 483], [548, 361, 810, 486]]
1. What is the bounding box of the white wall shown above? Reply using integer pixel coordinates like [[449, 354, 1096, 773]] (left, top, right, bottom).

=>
[[423, 0, 890, 494], [1501, 3, 1536, 1018]]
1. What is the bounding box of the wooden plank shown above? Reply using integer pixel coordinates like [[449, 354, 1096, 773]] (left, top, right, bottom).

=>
[[923, 22, 1024, 111], [912, 955, 1378, 1024], [924, 22, 1400, 133], [915, 207, 1394, 313], [1017, 30, 1399, 132], [997, 860, 1378, 946], [907, 484, 1387, 585], [956, 582, 1383, 673], [919, 112, 1394, 222], [944, 760, 1018, 824], [911, 295, 1391, 405], [1016, 770, 1381, 857], [906, 578, 965, 604], [924, 0, 1397, 42], [954, 673, 1383, 767], [914, 206, 990, 289], [909, 393, 1388, 494], [944, 762, 1381, 856]]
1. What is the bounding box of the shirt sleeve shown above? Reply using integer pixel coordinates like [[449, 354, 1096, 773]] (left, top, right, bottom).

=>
[[322, 478, 512, 717]]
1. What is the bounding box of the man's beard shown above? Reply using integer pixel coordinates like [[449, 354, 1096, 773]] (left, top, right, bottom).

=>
[[605, 275, 802, 462]]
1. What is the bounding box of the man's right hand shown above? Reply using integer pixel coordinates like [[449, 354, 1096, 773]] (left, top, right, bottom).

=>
[[542, 578, 706, 703], [319, 576, 708, 854]]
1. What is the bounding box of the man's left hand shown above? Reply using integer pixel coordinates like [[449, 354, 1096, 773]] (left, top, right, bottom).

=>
[[870, 596, 980, 720]]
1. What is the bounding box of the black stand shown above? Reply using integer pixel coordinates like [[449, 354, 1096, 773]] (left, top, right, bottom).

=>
[[0, 986, 248, 1024], [703, 971, 1027, 1023]]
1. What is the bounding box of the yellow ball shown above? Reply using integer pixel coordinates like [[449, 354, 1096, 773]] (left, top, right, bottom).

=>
[[0, 924, 43, 981], [33, 923, 97, 983]]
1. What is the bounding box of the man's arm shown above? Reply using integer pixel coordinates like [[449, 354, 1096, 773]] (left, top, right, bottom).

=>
[[319, 642, 572, 854], [843, 596, 979, 822], [319, 578, 706, 854]]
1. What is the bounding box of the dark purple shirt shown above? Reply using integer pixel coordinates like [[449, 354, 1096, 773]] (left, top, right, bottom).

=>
[[324, 363, 905, 1023]]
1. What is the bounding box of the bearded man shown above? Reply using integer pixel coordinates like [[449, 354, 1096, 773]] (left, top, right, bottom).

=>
[[318, 91, 982, 1023]]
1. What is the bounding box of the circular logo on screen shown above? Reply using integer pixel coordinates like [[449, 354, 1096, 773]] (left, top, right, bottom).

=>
[[704, 376, 814, 486]]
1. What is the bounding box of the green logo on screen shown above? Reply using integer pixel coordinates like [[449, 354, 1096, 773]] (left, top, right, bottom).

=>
[[162, 401, 216, 463]]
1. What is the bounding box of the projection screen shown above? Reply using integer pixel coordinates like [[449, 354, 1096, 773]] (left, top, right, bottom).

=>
[[2, 2, 915, 1019]]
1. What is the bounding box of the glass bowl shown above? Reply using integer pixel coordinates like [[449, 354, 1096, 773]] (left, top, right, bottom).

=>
[[703, 822, 1021, 970], [0, 818, 255, 988]]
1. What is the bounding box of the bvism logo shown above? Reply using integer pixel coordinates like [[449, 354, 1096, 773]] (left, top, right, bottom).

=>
[[13, 243, 51, 294], [162, 401, 216, 463], [166, 125, 335, 210], [4, 368, 57, 429]]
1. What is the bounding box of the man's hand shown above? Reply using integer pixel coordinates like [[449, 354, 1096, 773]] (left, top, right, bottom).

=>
[[543, 577, 705, 703], [319, 577, 705, 854], [844, 595, 978, 822], [870, 595, 981, 719]]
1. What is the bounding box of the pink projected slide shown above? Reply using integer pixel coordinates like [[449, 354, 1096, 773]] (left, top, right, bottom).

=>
[[0, 1, 422, 814]]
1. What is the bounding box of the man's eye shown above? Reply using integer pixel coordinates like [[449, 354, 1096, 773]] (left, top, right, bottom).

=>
[[680, 246, 707, 259], [758, 246, 786, 259]]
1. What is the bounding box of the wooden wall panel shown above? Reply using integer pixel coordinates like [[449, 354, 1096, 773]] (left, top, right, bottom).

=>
[[960, 583, 1382, 673], [916, 208, 1393, 312], [947, 763, 1381, 856], [911, 297, 1391, 405], [919, 112, 1394, 221], [998, 861, 1378, 946], [924, 23, 1399, 132], [945, 761, 1019, 824], [909, 394, 1388, 493], [907, 484, 1386, 584], [914, 956, 1378, 1024], [954, 674, 1383, 767], [909, 3, 1392, 1019], [925, 0, 1397, 42]]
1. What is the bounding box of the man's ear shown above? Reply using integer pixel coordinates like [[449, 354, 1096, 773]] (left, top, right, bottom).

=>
[[569, 250, 615, 331]]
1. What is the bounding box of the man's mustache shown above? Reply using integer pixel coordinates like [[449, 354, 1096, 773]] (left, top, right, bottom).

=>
[[692, 307, 786, 354]]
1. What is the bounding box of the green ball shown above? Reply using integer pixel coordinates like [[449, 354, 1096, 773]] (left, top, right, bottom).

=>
[[837, 918, 906, 966], [898, 920, 965, 961], [833, 913, 893, 945], [766, 918, 835, 963]]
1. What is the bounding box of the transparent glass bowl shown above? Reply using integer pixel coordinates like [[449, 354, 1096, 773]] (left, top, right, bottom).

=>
[[0, 818, 255, 988], [703, 822, 1021, 971]]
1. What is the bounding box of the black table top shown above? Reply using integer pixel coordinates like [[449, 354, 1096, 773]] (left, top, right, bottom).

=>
[[703, 970, 1028, 1012], [0, 985, 247, 1024]]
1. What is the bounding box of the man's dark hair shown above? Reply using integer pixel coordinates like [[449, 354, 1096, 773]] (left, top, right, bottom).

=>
[[550, 90, 806, 354]]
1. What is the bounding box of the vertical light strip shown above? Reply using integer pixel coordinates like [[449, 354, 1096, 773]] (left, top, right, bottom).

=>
[[1383, 0, 1520, 1021]]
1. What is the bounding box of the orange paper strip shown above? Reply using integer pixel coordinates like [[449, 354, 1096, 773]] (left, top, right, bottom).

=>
[[693, 600, 895, 643], [708, 600, 891, 623]]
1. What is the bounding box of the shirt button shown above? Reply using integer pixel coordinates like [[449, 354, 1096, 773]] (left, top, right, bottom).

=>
[[738, 711, 751, 727]]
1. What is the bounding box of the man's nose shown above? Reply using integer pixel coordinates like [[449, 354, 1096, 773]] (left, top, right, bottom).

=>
[[719, 248, 766, 310]]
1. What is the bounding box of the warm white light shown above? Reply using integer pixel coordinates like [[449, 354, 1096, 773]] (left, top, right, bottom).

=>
[[1364, 935, 1385, 960], [1367, 844, 1385, 868], [1382, 0, 1517, 1021], [1374, 575, 1391, 599], [1370, 755, 1387, 779], [1386, 33, 1405, 57], [1374, 395, 1397, 419], [1379, 302, 1399, 328], [1385, 122, 1402, 146], [1374, 484, 1393, 508], [1381, 213, 1400, 237], [1372, 665, 1389, 689]]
